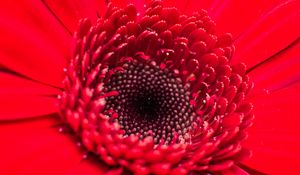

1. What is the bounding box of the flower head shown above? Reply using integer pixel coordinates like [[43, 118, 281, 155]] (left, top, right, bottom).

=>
[[0, 0, 300, 174], [58, 1, 254, 173]]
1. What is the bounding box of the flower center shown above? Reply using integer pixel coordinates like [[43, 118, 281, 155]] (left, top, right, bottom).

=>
[[104, 61, 195, 143]]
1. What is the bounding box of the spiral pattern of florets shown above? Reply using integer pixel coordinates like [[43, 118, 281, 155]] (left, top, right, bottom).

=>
[[59, 1, 254, 174], [104, 61, 196, 144]]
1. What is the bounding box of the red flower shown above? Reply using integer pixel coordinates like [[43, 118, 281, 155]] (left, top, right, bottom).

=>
[[0, 0, 299, 174]]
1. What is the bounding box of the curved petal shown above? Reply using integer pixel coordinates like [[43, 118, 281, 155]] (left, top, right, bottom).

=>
[[248, 40, 300, 91], [0, 72, 61, 120], [221, 165, 249, 175], [162, 0, 215, 15], [231, 0, 300, 67], [0, 72, 61, 96], [111, 0, 145, 8], [161, 0, 283, 39], [0, 94, 58, 120], [0, 0, 71, 88], [211, 0, 282, 37], [0, 115, 85, 175], [42, 0, 107, 33], [67, 158, 108, 175], [243, 81, 300, 174]]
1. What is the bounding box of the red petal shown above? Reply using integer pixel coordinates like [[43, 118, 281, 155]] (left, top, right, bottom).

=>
[[212, 0, 282, 37], [67, 158, 108, 175], [243, 81, 300, 174], [249, 40, 300, 91], [162, 0, 214, 15], [221, 165, 249, 175], [0, 0, 71, 87], [43, 0, 106, 33], [0, 72, 61, 96], [0, 115, 85, 175], [0, 93, 58, 120], [231, 0, 300, 67], [0, 72, 61, 120]]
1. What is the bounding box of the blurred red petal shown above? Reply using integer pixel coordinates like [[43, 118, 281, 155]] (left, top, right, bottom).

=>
[[0, 92, 58, 120], [0, 115, 84, 175], [249, 40, 300, 91], [0, 72, 60, 120], [67, 158, 108, 175], [0, 72, 61, 96], [243, 82, 300, 174], [111, 0, 145, 7], [232, 0, 300, 67], [162, 0, 214, 15], [212, 0, 282, 37], [221, 165, 249, 175], [43, 0, 106, 33], [0, 0, 71, 87]]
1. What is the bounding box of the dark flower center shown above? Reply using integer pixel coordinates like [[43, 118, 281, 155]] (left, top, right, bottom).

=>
[[104, 61, 195, 143]]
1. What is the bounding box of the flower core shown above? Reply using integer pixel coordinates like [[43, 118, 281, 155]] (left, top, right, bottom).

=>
[[104, 61, 195, 144]]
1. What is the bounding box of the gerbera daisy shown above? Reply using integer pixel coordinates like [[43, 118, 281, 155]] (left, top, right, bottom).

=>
[[0, 0, 299, 174]]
